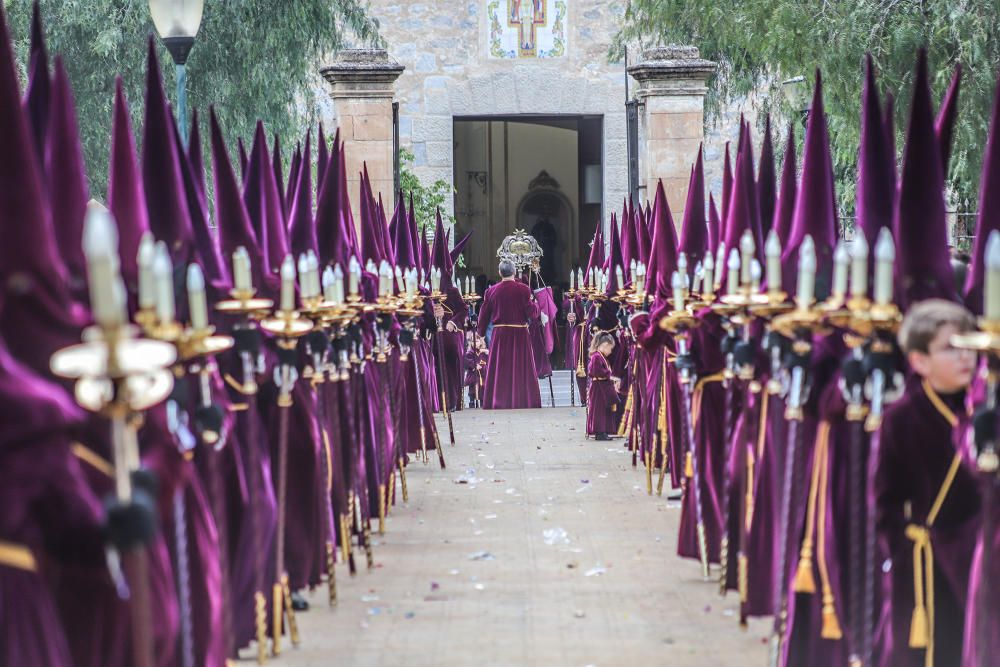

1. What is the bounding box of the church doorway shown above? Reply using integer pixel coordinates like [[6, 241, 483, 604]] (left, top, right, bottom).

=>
[[452, 115, 603, 291]]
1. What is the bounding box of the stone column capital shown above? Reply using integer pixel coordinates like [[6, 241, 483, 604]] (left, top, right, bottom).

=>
[[320, 48, 405, 99], [627, 46, 717, 98]]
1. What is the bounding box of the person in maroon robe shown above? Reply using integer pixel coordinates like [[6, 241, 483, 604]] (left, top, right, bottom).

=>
[[464, 331, 488, 408], [586, 333, 621, 439], [476, 260, 541, 409], [875, 300, 981, 667]]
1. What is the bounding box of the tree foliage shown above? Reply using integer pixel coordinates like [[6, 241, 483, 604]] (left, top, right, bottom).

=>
[[8, 0, 382, 196], [612, 0, 1000, 212]]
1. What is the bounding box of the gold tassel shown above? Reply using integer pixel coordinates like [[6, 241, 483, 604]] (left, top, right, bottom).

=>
[[281, 574, 300, 646], [821, 594, 843, 640], [909, 604, 929, 649], [793, 549, 817, 594], [254, 591, 267, 665], [271, 583, 283, 656], [684, 452, 694, 479], [738, 553, 749, 602]]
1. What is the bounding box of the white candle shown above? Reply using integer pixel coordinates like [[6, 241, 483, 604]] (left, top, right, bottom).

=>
[[671, 271, 685, 311], [323, 266, 336, 302], [796, 235, 816, 309], [850, 234, 869, 300], [630, 259, 637, 285], [153, 241, 175, 324], [832, 240, 849, 301], [765, 229, 782, 293], [297, 254, 312, 299], [280, 254, 296, 313], [873, 228, 895, 306], [137, 232, 155, 310], [714, 242, 726, 290], [577, 268, 584, 290], [395, 266, 404, 294], [615, 267, 624, 291], [703, 253, 715, 299], [333, 264, 345, 304], [306, 250, 320, 299], [348, 257, 360, 296], [678, 252, 688, 282], [751, 260, 762, 293], [692, 262, 702, 295], [726, 248, 740, 296], [366, 259, 377, 276], [187, 263, 208, 330], [986, 231, 1000, 321], [379, 260, 393, 297], [740, 231, 755, 286], [406, 268, 418, 297], [233, 246, 252, 293], [83, 206, 122, 328]]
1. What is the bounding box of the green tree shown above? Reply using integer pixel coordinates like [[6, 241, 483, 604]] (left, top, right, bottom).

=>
[[612, 0, 1000, 213], [8, 0, 382, 196]]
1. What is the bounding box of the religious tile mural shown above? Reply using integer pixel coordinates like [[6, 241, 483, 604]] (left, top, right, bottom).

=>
[[488, 0, 567, 59]]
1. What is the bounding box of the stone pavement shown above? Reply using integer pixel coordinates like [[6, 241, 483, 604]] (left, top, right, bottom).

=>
[[276, 407, 769, 667]]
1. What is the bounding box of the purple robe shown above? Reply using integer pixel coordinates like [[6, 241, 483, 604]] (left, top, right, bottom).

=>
[[476, 280, 541, 409], [875, 380, 980, 667], [586, 351, 620, 435], [433, 287, 468, 411]]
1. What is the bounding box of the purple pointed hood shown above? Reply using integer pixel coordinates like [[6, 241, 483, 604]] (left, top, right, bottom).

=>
[[757, 116, 777, 237], [679, 146, 708, 263], [246, 122, 290, 283], [964, 72, 1000, 313], [45, 57, 89, 296], [721, 138, 756, 285], [210, 107, 268, 294], [420, 223, 431, 273], [584, 224, 605, 284], [603, 213, 625, 295], [720, 143, 733, 224], [635, 205, 651, 267], [337, 137, 360, 258], [315, 129, 351, 269], [707, 194, 721, 253], [741, 120, 764, 252], [358, 167, 384, 265], [450, 229, 473, 265], [431, 208, 454, 290], [893, 51, 955, 306], [935, 64, 961, 173], [856, 56, 896, 257], [108, 77, 149, 292], [774, 122, 798, 247], [393, 192, 417, 268], [646, 180, 679, 297], [142, 36, 193, 261], [620, 197, 637, 272], [781, 71, 837, 297], [407, 193, 422, 273], [288, 132, 316, 257], [24, 0, 49, 160], [317, 122, 329, 187]]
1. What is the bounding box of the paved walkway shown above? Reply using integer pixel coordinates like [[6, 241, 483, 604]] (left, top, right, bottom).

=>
[[277, 407, 769, 667]]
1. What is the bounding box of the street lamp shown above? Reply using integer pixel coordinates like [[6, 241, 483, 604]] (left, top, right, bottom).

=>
[[149, 0, 205, 145], [781, 75, 809, 125]]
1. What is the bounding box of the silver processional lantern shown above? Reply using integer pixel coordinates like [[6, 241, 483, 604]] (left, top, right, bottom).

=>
[[497, 229, 543, 275]]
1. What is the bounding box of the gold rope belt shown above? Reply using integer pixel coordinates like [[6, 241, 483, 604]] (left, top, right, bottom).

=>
[[0, 541, 37, 572], [493, 324, 528, 329]]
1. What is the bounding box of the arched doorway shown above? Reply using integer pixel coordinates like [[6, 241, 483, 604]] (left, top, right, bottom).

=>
[[517, 184, 573, 287]]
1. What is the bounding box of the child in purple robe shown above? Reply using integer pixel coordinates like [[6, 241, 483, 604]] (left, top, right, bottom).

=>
[[464, 332, 488, 408], [586, 333, 622, 440], [875, 300, 981, 667]]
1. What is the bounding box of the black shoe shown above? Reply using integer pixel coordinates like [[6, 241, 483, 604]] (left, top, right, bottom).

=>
[[595, 433, 610, 441], [291, 592, 309, 611]]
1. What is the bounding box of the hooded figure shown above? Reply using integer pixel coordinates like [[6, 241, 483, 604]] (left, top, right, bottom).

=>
[[430, 210, 470, 411]]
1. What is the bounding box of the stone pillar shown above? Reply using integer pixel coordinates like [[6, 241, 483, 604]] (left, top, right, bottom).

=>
[[320, 49, 404, 225], [627, 46, 716, 223]]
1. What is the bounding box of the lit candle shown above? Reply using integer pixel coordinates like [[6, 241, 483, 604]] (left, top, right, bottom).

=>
[[280, 254, 296, 313], [850, 234, 869, 300], [986, 231, 1000, 322], [714, 242, 726, 291], [873, 228, 895, 306], [187, 263, 208, 330], [702, 252, 715, 299], [765, 229, 781, 293], [153, 241, 175, 324], [297, 254, 312, 299], [740, 231, 755, 286], [348, 257, 360, 296], [333, 264, 345, 304], [832, 240, 849, 302], [137, 232, 155, 311], [82, 206, 122, 329], [233, 246, 252, 293], [751, 260, 762, 293], [726, 248, 740, 296], [796, 235, 816, 309], [306, 250, 320, 299], [671, 271, 685, 311], [323, 266, 336, 302], [379, 261, 393, 297]]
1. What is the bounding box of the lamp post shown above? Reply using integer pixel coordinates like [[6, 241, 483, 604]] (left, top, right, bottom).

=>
[[149, 0, 205, 145]]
